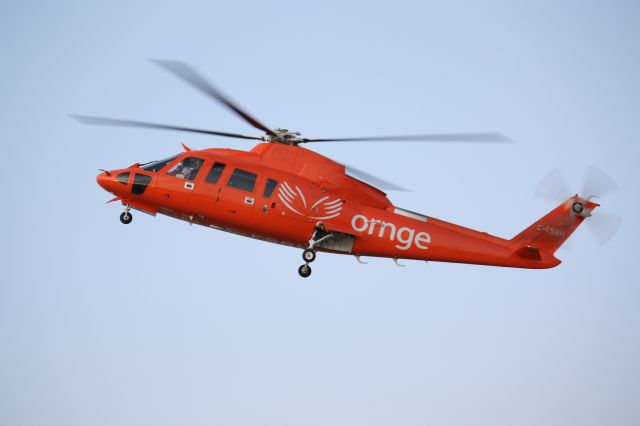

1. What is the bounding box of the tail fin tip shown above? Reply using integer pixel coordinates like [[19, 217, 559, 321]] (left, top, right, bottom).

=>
[[511, 196, 598, 254]]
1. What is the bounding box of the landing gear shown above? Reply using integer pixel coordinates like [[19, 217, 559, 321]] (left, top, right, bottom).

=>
[[302, 249, 316, 263], [298, 264, 312, 278], [296, 223, 334, 278], [120, 206, 132, 224], [299, 249, 316, 278]]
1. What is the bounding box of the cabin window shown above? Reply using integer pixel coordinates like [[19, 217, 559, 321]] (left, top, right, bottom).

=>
[[227, 168, 257, 192], [166, 156, 204, 180], [141, 154, 180, 172], [132, 174, 152, 195], [116, 172, 130, 185], [205, 162, 226, 184], [263, 178, 278, 197]]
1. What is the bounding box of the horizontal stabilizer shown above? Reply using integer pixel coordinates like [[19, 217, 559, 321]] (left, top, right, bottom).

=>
[[514, 245, 541, 260]]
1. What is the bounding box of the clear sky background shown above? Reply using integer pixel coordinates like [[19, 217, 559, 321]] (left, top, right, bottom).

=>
[[1, 1, 639, 425]]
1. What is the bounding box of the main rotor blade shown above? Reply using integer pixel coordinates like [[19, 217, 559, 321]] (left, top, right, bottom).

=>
[[70, 115, 264, 141], [151, 60, 275, 136], [300, 132, 511, 143], [344, 164, 409, 192]]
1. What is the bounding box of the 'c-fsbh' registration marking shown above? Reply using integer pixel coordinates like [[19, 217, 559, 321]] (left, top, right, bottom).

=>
[[536, 224, 565, 238]]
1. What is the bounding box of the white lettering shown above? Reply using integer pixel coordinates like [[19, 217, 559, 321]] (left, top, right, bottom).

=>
[[351, 214, 369, 232], [352, 214, 431, 251], [368, 219, 381, 235], [395, 227, 415, 250], [379, 221, 396, 239], [415, 232, 431, 249]]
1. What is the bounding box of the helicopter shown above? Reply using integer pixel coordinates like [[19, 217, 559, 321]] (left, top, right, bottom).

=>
[[74, 60, 620, 278]]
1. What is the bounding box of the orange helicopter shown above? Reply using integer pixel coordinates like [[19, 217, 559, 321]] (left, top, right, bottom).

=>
[[74, 60, 619, 278]]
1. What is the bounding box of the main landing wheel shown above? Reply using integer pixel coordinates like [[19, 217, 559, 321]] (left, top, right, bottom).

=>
[[302, 249, 316, 263], [298, 264, 312, 278], [120, 211, 133, 224]]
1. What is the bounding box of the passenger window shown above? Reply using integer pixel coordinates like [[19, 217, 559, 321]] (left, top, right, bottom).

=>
[[166, 157, 204, 180], [132, 174, 152, 195], [263, 178, 278, 197], [205, 162, 226, 184], [116, 172, 130, 185], [227, 168, 257, 192]]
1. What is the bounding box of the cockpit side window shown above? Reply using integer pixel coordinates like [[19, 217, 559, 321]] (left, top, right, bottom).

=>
[[205, 162, 226, 184], [166, 157, 204, 180], [142, 154, 180, 172]]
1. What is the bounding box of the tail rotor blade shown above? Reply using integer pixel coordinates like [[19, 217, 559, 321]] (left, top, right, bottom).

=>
[[582, 166, 619, 198], [589, 212, 622, 246], [534, 169, 571, 202], [535, 166, 620, 246]]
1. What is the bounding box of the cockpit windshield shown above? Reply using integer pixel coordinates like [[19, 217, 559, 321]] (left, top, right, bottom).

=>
[[141, 154, 180, 172]]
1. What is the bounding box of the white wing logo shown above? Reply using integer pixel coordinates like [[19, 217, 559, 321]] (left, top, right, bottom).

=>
[[278, 181, 343, 220]]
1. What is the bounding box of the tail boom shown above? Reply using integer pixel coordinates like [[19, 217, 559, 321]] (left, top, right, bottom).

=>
[[347, 196, 597, 270], [421, 196, 597, 269]]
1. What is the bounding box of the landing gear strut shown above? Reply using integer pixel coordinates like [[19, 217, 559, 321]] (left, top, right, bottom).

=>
[[297, 223, 333, 278], [120, 206, 132, 224]]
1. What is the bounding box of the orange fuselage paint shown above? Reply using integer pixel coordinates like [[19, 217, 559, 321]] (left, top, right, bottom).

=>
[[97, 143, 593, 269]]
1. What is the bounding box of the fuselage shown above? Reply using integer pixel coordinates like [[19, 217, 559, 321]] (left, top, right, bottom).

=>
[[97, 143, 562, 269]]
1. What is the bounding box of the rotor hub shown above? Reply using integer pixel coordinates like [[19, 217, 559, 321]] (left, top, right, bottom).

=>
[[569, 197, 594, 218], [266, 128, 303, 145], [571, 201, 585, 214]]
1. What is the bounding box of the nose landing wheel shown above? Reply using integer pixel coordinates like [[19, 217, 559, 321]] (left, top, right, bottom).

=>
[[120, 212, 132, 224], [120, 206, 132, 224]]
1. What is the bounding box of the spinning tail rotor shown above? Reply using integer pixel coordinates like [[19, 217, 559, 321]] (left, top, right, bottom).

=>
[[534, 166, 621, 245]]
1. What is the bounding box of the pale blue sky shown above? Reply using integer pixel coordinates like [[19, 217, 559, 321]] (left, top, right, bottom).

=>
[[1, 1, 639, 425]]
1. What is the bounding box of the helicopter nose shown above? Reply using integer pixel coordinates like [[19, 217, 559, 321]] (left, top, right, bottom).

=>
[[96, 171, 114, 191]]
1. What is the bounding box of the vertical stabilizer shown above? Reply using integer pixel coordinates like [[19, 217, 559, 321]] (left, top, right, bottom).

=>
[[511, 196, 599, 254]]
